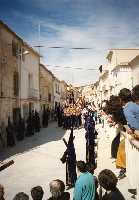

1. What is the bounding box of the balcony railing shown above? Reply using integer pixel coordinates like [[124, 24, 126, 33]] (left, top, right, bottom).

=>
[[28, 88, 39, 100]]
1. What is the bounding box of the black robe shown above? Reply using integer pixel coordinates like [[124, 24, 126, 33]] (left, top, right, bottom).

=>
[[57, 107, 63, 127], [34, 111, 41, 132], [66, 129, 77, 186], [26, 113, 34, 136], [6, 118, 15, 147], [16, 117, 25, 141], [60, 129, 77, 187], [42, 109, 48, 128], [111, 132, 120, 159], [85, 116, 96, 166]]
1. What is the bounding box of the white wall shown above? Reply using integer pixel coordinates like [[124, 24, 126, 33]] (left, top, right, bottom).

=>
[[53, 79, 61, 107], [21, 50, 40, 114], [131, 62, 139, 87], [112, 66, 132, 95], [108, 49, 139, 70]]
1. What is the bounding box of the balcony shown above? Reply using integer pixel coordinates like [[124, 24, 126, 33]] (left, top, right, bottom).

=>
[[28, 88, 39, 100]]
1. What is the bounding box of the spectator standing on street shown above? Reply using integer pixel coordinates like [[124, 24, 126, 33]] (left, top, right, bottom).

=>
[[86, 163, 99, 200], [119, 88, 139, 131], [98, 169, 125, 200], [105, 96, 127, 179], [48, 179, 70, 200], [73, 161, 95, 200], [31, 186, 44, 200], [13, 192, 29, 200]]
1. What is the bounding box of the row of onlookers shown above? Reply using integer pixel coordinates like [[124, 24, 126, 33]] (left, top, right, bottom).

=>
[[99, 84, 139, 198], [0, 161, 125, 200]]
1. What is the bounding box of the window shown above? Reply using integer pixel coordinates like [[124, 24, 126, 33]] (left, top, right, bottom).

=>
[[12, 40, 18, 57], [48, 93, 51, 102], [13, 72, 19, 96]]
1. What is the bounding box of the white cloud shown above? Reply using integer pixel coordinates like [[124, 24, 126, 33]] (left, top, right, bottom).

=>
[[14, 5, 139, 86]]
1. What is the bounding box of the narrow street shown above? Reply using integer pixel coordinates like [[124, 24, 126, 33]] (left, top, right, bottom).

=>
[[0, 122, 86, 199], [0, 122, 132, 199]]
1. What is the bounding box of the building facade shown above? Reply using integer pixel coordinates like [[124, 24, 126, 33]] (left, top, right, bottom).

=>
[[20, 44, 40, 119], [0, 21, 42, 124], [40, 64, 54, 111], [106, 49, 139, 95], [53, 77, 61, 109], [0, 21, 23, 124], [60, 80, 68, 106], [129, 55, 139, 87], [93, 49, 139, 105]]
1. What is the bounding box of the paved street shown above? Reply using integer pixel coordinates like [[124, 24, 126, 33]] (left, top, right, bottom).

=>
[[96, 125, 132, 200], [0, 122, 132, 199], [0, 122, 85, 199]]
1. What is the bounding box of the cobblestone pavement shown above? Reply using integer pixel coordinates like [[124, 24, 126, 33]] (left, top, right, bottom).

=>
[[0, 122, 132, 199]]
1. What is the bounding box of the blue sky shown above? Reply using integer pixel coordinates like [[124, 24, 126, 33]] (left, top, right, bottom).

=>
[[1, 0, 139, 85]]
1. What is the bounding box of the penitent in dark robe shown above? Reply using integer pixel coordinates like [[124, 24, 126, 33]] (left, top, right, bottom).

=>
[[16, 114, 25, 141], [85, 113, 96, 166], [42, 108, 48, 128], [6, 117, 15, 147], [57, 106, 63, 127], [60, 128, 77, 189], [34, 110, 41, 132], [26, 112, 34, 136]]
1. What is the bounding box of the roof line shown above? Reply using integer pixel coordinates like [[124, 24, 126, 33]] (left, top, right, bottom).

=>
[[40, 63, 54, 77], [0, 20, 40, 57]]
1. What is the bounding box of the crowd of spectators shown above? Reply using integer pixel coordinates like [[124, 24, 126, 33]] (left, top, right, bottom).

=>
[[0, 161, 126, 200], [2, 86, 139, 199], [99, 84, 139, 198], [0, 179, 69, 200]]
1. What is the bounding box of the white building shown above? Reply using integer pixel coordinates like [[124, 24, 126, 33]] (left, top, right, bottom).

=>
[[53, 77, 61, 109], [129, 55, 139, 87], [99, 70, 110, 101], [21, 44, 40, 118], [106, 48, 139, 95]]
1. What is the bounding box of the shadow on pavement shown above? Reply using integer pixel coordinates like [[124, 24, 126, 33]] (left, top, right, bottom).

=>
[[0, 122, 66, 161]]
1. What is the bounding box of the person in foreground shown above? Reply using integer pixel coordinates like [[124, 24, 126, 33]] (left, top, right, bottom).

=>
[[48, 179, 70, 200], [13, 192, 29, 200], [31, 186, 44, 200], [98, 169, 125, 200], [73, 161, 95, 200]]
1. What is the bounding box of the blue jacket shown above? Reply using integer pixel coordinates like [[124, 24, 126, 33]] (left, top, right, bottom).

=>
[[73, 172, 95, 200], [123, 101, 139, 130]]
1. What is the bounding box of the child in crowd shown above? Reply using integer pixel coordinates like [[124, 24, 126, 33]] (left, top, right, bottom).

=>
[[13, 192, 29, 200], [31, 186, 44, 200], [98, 169, 125, 200]]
